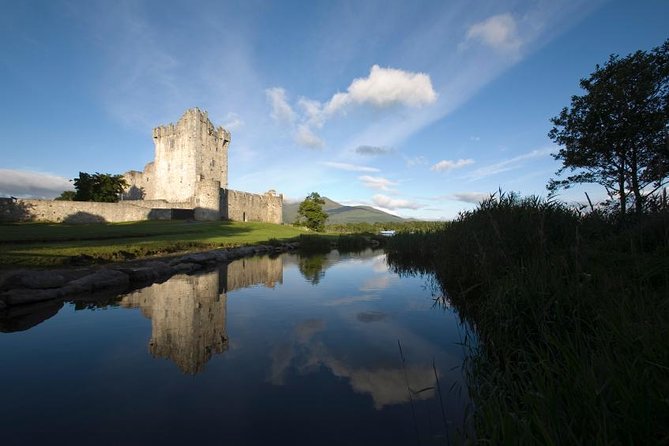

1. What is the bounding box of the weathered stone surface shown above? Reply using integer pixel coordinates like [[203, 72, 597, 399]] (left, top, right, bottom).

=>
[[1, 288, 63, 306], [12, 271, 67, 290], [68, 269, 129, 293], [171, 262, 201, 275], [0, 108, 283, 225], [173, 252, 218, 265]]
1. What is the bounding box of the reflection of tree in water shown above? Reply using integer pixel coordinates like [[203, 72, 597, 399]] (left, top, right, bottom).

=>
[[298, 254, 327, 285]]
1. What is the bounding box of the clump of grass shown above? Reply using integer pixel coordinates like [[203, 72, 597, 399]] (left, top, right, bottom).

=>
[[296, 234, 334, 254], [386, 191, 669, 444]]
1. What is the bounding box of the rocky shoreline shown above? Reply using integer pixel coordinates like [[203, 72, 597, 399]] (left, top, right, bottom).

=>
[[0, 242, 299, 310]]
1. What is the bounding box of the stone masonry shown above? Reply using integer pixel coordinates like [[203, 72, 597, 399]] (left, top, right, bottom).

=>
[[0, 108, 283, 224]]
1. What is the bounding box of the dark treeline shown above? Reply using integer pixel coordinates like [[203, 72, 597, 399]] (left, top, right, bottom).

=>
[[385, 192, 668, 443]]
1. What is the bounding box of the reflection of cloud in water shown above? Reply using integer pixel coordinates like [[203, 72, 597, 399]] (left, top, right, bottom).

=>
[[269, 319, 326, 385], [269, 318, 437, 410], [360, 274, 395, 291], [324, 294, 381, 306], [356, 311, 387, 323], [371, 254, 389, 273], [320, 354, 436, 409], [295, 318, 326, 343]]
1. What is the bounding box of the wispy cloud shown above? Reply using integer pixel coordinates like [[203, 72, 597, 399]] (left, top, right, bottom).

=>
[[449, 191, 489, 204], [355, 145, 393, 156], [294, 124, 324, 149], [372, 194, 421, 210], [465, 13, 522, 55], [0, 169, 73, 199], [466, 148, 553, 180], [359, 175, 398, 191], [431, 158, 474, 172], [405, 156, 428, 167], [222, 112, 244, 131], [323, 162, 380, 173], [266, 87, 296, 124]]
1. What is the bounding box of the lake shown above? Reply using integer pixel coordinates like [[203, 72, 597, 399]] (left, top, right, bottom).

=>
[[0, 249, 472, 445]]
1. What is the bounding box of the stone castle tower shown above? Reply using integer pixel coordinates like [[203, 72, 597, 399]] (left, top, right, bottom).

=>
[[124, 108, 282, 223], [0, 107, 282, 224]]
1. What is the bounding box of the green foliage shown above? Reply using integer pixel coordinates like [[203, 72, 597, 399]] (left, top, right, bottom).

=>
[[73, 172, 129, 203], [326, 220, 446, 234], [386, 192, 669, 444], [296, 192, 328, 232], [548, 39, 669, 215], [55, 190, 76, 201]]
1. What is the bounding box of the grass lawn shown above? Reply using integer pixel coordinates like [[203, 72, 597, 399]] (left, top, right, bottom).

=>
[[0, 220, 307, 267]]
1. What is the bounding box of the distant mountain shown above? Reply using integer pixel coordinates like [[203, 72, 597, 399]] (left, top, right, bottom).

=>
[[283, 197, 404, 225]]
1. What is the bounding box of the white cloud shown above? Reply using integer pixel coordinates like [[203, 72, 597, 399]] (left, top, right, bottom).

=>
[[359, 175, 398, 191], [324, 65, 437, 115], [465, 13, 522, 54], [294, 124, 324, 149], [322, 162, 380, 173], [431, 158, 474, 172], [266, 87, 296, 123], [221, 112, 244, 131], [355, 145, 393, 156], [466, 148, 553, 180], [372, 194, 421, 210], [298, 97, 325, 128], [449, 192, 489, 204], [470, 136, 481, 141], [0, 169, 74, 199], [405, 156, 428, 167]]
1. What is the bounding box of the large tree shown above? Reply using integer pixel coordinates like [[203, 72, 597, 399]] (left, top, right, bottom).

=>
[[548, 39, 668, 215], [73, 172, 129, 203], [296, 192, 328, 232]]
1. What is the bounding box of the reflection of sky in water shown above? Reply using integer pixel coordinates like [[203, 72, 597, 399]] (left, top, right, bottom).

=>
[[0, 250, 472, 445]]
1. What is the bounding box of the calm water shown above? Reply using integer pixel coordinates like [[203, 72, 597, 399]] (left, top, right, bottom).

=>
[[0, 249, 472, 445]]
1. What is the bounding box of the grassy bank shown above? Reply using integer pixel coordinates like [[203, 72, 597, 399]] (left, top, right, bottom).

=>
[[386, 193, 669, 444], [0, 220, 306, 267]]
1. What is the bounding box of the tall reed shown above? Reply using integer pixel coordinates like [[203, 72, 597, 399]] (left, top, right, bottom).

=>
[[386, 192, 669, 444]]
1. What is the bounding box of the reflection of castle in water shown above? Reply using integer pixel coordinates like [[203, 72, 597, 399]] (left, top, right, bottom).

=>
[[121, 256, 283, 374]]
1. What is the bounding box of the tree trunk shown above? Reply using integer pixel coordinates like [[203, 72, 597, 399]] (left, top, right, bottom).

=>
[[630, 145, 643, 214], [618, 153, 626, 216]]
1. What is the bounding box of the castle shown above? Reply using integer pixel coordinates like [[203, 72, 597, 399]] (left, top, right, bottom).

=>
[[0, 108, 283, 224]]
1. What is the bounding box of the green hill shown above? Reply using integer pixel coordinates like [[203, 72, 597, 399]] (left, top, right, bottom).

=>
[[283, 197, 404, 225]]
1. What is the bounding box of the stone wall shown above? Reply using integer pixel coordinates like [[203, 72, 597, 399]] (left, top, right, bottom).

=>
[[0, 198, 172, 223], [147, 108, 230, 203], [221, 189, 283, 224]]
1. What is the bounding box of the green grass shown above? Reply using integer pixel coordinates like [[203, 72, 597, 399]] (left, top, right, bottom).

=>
[[386, 192, 669, 444], [0, 220, 307, 267]]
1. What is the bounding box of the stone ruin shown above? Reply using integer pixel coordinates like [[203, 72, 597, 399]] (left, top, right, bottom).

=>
[[122, 107, 283, 223], [0, 108, 283, 224]]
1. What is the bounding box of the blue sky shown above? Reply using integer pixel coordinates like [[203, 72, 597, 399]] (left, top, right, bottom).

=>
[[1, 0, 667, 219]]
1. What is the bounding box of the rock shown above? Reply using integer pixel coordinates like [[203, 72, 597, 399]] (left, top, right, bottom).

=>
[[2, 271, 66, 291], [171, 262, 201, 275], [170, 252, 217, 266], [67, 269, 129, 293], [18, 271, 67, 289], [1, 288, 63, 306]]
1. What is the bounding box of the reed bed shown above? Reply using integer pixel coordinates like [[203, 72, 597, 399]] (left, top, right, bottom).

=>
[[386, 192, 669, 444]]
